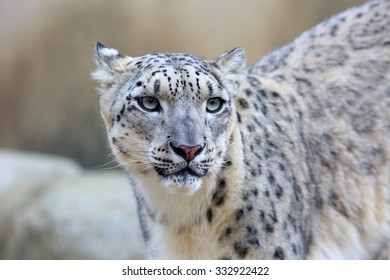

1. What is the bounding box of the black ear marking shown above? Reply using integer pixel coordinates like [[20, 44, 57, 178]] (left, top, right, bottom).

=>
[[95, 41, 106, 59], [94, 41, 125, 67]]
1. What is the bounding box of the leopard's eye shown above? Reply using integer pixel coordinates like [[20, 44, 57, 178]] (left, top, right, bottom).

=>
[[138, 96, 160, 112], [206, 97, 224, 113]]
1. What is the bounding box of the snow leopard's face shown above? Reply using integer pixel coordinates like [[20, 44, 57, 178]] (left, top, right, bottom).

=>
[[92, 43, 245, 193]]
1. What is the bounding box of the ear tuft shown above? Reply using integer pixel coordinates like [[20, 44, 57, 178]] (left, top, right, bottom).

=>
[[91, 42, 131, 87], [94, 42, 124, 68]]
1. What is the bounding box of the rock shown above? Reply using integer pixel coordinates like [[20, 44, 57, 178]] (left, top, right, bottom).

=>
[[0, 149, 145, 259]]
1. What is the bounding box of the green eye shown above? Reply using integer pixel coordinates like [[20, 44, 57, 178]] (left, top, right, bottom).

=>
[[206, 97, 224, 113], [138, 96, 160, 112]]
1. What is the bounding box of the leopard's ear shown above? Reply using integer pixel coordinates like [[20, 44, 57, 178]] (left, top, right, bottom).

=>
[[91, 42, 133, 87], [213, 48, 246, 75], [210, 48, 246, 95]]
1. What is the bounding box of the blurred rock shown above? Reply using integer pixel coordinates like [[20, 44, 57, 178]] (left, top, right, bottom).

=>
[[0, 149, 145, 259]]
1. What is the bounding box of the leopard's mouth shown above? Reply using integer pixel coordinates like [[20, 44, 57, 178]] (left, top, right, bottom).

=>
[[159, 166, 207, 191], [154, 166, 207, 178], [176, 167, 206, 177]]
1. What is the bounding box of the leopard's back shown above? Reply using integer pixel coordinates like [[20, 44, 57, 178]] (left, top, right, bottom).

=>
[[241, 0, 390, 258]]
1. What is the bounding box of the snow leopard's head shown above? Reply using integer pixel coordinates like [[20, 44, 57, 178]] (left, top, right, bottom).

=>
[[92, 42, 245, 193]]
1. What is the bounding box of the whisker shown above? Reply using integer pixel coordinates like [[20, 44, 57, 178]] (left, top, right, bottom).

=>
[[226, 142, 235, 150], [119, 140, 150, 147], [98, 164, 122, 170], [137, 165, 155, 174], [93, 153, 118, 169], [94, 159, 117, 169], [124, 159, 150, 165], [125, 153, 149, 159]]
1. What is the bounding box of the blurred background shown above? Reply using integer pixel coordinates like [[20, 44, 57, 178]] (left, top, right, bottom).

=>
[[0, 0, 364, 167], [0, 0, 365, 259]]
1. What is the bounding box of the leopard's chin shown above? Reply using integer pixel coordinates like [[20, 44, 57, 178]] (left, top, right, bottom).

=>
[[160, 170, 204, 195]]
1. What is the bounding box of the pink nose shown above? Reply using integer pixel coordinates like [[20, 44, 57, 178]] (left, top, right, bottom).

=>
[[171, 144, 203, 162]]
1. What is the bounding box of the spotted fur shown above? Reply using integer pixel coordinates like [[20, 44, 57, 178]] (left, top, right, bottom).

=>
[[92, 0, 390, 259]]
